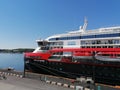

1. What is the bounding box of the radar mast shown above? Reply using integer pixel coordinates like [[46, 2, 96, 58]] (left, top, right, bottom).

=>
[[79, 17, 88, 32]]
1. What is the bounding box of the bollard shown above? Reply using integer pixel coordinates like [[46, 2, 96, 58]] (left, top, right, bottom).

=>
[[19, 75, 23, 78], [63, 84, 69, 87], [57, 83, 62, 86], [84, 88, 91, 90], [51, 81, 56, 85], [76, 86, 83, 90], [46, 80, 51, 84], [70, 85, 75, 89]]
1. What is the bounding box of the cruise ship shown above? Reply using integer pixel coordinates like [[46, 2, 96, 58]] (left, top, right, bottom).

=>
[[24, 19, 120, 85]]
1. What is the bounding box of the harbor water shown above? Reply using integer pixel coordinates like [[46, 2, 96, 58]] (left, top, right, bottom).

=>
[[0, 53, 24, 71]]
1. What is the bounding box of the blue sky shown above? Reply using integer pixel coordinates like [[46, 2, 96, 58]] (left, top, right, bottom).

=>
[[0, 0, 120, 49]]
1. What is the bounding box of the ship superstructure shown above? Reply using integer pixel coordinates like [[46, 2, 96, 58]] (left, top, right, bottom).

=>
[[33, 18, 120, 53]]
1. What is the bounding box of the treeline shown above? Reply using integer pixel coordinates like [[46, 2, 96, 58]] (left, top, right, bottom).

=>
[[0, 48, 35, 53]]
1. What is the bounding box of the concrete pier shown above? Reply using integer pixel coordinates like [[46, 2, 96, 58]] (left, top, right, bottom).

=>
[[0, 75, 72, 90], [0, 69, 120, 90]]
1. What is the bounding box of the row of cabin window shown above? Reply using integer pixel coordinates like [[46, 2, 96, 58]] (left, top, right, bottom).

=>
[[49, 33, 120, 41], [81, 46, 120, 48], [81, 39, 120, 45]]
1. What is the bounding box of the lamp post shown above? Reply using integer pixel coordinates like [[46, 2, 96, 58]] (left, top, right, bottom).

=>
[[23, 56, 26, 78]]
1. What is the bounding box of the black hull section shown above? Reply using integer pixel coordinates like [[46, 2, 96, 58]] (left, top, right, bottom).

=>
[[25, 58, 120, 85]]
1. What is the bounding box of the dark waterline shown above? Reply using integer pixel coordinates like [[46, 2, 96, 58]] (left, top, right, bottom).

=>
[[0, 53, 24, 71]]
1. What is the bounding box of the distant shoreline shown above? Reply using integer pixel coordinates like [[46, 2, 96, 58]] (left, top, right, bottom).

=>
[[0, 48, 34, 53]]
